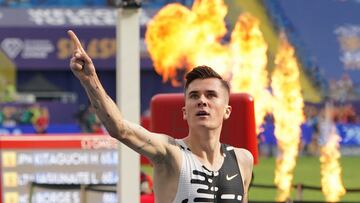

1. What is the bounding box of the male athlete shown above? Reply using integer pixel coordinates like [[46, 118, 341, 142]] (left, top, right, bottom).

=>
[[68, 30, 253, 203]]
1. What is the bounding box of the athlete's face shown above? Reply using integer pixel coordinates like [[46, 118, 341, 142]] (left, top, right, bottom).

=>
[[183, 78, 232, 130]]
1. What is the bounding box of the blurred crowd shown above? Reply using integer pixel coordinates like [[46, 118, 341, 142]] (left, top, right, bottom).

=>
[[257, 101, 360, 157], [305, 103, 359, 125], [0, 104, 49, 133], [0, 100, 108, 134], [303, 102, 353, 156], [329, 73, 359, 103], [74, 104, 105, 133]]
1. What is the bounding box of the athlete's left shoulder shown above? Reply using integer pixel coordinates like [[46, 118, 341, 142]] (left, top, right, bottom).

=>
[[233, 147, 254, 191], [233, 147, 254, 166]]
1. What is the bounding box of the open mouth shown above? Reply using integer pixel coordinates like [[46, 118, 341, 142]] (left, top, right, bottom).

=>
[[196, 111, 210, 116]]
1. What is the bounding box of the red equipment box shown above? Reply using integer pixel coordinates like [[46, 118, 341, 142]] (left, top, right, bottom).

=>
[[150, 93, 258, 164]]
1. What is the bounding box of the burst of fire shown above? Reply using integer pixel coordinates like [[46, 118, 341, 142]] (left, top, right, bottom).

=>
[[230, 13, 273, 132], [145, 0, 230, 86], [318, 103, 346, 202], [271, 34, 304, 201], [146, 0, 271, 131]]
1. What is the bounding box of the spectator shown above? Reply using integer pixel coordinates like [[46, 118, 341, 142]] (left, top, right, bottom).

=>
[[19, 107, 34, 124], [29, 103, 41, 124], [140, 170, 155, 203], [74, 104, 89, 132], [337, 73, 353, 103], [85, 105, 104, 133], [305, 105, 320, 156], [337, 104, 358, 124], [0, 108, 4, 125], [140, 171, 153, 195], [2, 106, 17, 127], [329, 79, 340, 102], [34, 107, 49, 134]]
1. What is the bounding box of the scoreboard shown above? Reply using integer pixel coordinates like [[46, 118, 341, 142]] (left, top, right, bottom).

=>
[[0, 134, 119, 203]]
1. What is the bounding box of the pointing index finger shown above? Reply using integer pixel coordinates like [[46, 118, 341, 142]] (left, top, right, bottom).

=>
[[67, 30, 84, 52]]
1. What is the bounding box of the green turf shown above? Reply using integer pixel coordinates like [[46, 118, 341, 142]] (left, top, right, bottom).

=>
[[250, 156, 360, 202], [141, 164, 153, 176]]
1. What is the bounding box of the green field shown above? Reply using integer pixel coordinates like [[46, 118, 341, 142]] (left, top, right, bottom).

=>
[[249, 156, 360, 202], [142, 156, 360, 202]]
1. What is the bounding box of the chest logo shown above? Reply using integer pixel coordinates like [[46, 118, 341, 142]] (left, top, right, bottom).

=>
[[226, 174, 238, 181]]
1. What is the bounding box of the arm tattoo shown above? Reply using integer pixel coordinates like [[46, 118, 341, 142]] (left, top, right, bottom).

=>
[[137, 138, 152, 151]]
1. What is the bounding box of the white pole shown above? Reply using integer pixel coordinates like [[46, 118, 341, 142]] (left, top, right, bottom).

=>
[[116, 8, 140, 203]]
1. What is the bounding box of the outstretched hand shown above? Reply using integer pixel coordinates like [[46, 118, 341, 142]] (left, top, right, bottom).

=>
[[67, 30, 96, 82]]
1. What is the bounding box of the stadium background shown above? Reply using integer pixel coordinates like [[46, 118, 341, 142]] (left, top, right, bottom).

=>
[[1, 0, 360, 202]]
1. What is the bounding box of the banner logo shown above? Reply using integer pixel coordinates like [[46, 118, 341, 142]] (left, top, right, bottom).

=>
[[1, 38, 23, 59], [335, 25, 360, 70]]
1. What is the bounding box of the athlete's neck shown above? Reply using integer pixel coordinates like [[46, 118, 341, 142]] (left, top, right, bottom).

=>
[[184, 128, 224, 170]]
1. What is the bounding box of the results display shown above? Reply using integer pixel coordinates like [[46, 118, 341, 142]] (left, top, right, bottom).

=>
[[0, 135, 119, 203]]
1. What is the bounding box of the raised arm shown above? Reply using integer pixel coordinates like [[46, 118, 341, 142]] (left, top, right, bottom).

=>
[[67, 30, 177, 164]]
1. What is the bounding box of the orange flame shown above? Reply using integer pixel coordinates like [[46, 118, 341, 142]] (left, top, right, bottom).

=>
[[145, 0, 230, 86], [319, 103, 346, 202], [230, 13, 272, 132], [271, 34, 304, 201], [146, 0, 271, 130]]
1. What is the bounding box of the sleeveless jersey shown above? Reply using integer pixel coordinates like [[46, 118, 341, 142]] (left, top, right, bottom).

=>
[[172, 140, 244, 203]]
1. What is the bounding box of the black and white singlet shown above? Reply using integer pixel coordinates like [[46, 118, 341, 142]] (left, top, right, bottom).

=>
[[172, 140, 244, 203]]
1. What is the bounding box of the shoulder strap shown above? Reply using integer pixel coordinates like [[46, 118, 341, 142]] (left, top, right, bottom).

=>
[[175, 139, 191, 151]]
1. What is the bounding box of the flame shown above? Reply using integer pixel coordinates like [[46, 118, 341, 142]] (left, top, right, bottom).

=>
[[145, 0, 230, 86], [146, 0, 271, 129], [271, 34, 304, 201], [229, 13, 273, 132], [319, 103, 346, 202]]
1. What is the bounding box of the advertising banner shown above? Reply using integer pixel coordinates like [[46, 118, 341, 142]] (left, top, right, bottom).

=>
[[0, 27, 116, 70], [0, 8, 152, 70]]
